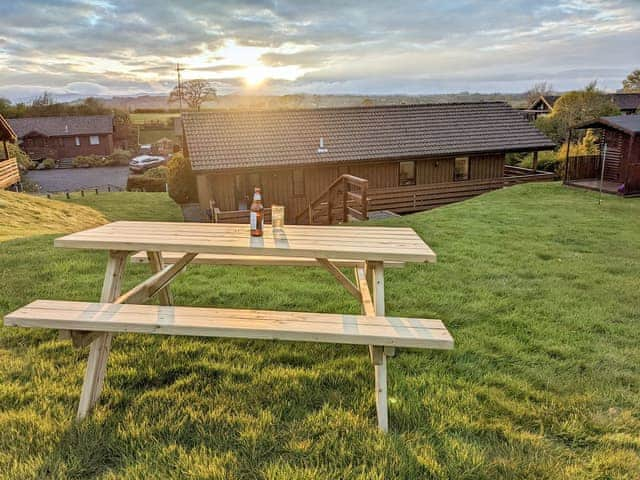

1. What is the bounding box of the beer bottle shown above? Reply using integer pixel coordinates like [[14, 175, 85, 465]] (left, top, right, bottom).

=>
[[250, 187, 264, 237]]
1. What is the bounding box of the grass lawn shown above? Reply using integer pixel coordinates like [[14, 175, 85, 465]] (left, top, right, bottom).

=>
[[1, 183, 640, 479], [129, 113, 179, 125]]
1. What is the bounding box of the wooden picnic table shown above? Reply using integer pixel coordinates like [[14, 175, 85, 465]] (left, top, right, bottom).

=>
[[48, 221, 441, 430]]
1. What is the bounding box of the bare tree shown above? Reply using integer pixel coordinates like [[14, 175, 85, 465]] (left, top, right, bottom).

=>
[[622, 69, 640, 93], [169, 79, 217, 111], [526, 82, 553, 105]]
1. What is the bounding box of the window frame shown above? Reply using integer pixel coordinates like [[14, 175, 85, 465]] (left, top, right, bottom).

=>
[[74, 136, 81, 147], [89, 135, 100, 145], [398, 160, 416, 186], [454, 156, 470, 182]]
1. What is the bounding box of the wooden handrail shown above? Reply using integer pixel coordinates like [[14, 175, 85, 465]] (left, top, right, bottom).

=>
[[296, 174, 369, 225]]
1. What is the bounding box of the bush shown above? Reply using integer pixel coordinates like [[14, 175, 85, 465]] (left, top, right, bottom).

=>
[[41, 158, 56, 169], [145, 166, 168, 179], [73, 155, 111, 168], [7, 143, 33, 170], [126, 174, 166, 192], [167, 153, 198, 204], [108, 149, 132, 166]]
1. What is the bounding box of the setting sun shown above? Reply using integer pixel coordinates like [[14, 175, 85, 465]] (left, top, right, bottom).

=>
[[243, 66, 268, 87]]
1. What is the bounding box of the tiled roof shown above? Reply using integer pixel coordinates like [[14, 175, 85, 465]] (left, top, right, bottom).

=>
[[612, 93, 640, 111], [579, 114, 640, 135], [8, 115, 113, 138], [183, 102, 556, 172], [536, 93, 640, 112]]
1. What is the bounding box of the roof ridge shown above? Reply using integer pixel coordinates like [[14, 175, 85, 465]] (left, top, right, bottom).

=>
[[181, 101, 512, 117]]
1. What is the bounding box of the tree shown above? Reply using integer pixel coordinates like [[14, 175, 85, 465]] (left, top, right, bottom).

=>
[[622, 69, 640, 93], [167, 153, 198, 204], [169, 79, 217, 111], [535, 81, 619, 144], [526, 81, 553, 105]]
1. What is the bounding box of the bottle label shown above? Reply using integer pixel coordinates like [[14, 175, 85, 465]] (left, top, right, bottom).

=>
[[250, 211, 257, 230]]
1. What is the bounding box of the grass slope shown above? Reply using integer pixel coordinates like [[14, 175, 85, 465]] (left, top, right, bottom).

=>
[[1, 184, 640, 479], [0, 191, 107, 242]]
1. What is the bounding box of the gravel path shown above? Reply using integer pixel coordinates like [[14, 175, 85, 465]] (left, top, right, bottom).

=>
[[26, 166, 130, 192]]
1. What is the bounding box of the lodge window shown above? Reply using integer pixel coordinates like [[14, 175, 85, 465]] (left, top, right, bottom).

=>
[[75, 136, 81, 147], [399, 161, 416, 186], [89, 135, 100, 145], [293, 169, 305, 196], [454, 157, 470, 181]]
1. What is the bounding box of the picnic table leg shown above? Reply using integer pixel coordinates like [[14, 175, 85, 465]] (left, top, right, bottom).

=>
[[366, 261, 390, 431], [77, 250, 128, 420], [147, 251, 173, 306]]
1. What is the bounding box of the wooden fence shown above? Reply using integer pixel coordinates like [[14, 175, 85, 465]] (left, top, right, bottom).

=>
[[564, 155, 601, 182], [368, 178, 504, 213], [0, 158, 20, 190]]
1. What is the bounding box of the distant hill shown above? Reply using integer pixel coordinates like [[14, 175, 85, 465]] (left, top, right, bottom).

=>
[[99, 92, 531, 112]]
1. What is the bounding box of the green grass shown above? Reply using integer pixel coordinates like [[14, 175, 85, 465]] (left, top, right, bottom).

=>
[[129, 113, 179, 125], [1, 184, 640, 479]]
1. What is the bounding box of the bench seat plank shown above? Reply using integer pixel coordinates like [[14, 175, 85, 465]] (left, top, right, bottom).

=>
[[5, 300, 454, 350], [130, 251, 405, 268]]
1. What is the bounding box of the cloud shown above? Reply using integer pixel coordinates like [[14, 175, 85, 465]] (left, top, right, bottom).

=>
[[0, 0, 639, 100]]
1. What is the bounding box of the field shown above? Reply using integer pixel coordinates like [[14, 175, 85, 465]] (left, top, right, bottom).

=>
[[129, 113, 179, 125], [1, 184, 640, 478]]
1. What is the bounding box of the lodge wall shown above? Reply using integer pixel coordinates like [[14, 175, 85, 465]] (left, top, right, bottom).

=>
[[197, 153, 505, 220], [21, 133, 114, 160]]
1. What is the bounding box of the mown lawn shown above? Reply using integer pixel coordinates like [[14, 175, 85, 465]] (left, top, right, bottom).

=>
[[1, 184, 639, 479]]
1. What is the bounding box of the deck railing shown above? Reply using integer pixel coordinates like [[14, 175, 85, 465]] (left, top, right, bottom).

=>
[[0, 157, 20, 190], [503, 165, 557, 186], [368, 178, 504, 213], [564, 155, 601, 182]]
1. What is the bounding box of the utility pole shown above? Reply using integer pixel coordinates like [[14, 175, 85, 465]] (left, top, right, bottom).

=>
[[176, 63, 184, 113]]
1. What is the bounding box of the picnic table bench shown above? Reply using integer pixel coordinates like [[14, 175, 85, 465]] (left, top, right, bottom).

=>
[[4, 221, 452, 432]]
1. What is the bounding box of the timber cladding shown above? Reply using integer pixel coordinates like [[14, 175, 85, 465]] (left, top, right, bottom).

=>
[[199, 153, 506, 221]]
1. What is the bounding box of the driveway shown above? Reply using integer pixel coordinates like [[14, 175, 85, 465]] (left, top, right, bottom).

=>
[[26, 166, 129, 193]]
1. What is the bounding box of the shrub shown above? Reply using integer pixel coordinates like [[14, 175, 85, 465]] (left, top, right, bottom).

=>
[[145, 166, 168, 179], [7, 143, 33, 170], [41, 158, 56, 169], [126, 174, 166, 192], [108, 149, 132, 166], [167, 153, 198, 204], [73, 155, 106, 168]]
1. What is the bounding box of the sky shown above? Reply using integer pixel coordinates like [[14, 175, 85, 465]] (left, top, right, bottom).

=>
[[1, 0, 639, 102]]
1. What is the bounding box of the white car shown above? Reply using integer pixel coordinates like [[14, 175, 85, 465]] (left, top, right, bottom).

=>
[[129, 155, 167, 173]]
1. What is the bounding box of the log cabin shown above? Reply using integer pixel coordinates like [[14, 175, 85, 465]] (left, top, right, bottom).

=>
[[181, 102, 555, 223], [525, 93, 640, 120], [7, 115, 114, 161], [565, 115, 640, 196]]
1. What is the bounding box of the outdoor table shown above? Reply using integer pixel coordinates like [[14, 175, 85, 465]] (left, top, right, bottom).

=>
[[53, 220, 438, 429]]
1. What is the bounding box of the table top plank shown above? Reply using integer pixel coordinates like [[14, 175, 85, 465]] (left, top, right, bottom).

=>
[[55, 221, 436, 263]]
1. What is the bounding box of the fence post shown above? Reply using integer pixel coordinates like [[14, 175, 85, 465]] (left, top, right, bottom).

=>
[[66, 192, 70, 199]]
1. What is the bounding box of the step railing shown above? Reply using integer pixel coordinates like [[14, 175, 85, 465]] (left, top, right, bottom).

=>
[[295, 174, 369, 225]]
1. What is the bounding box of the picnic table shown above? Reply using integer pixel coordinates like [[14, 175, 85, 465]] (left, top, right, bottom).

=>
[[6, 221, 452, 431]]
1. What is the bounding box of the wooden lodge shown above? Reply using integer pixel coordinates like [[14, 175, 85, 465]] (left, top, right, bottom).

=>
[[565, 115, 640, 196], [0, 114, 20, 191], [525, 93, 640, 120], [7, 115, 115, 162], [181, 103, 555, 224]]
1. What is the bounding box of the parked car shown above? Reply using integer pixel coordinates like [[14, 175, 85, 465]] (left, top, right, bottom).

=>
[[129, 155, 167, 173]]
